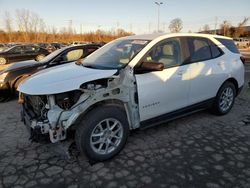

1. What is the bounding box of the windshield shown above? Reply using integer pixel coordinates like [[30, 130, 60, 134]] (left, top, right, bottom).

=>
[[38, 47, 65, 62], [0, 47, 8, 52], [82, 39, 149, 69]]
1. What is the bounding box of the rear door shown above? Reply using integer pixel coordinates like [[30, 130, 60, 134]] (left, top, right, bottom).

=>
[[186, 37, 226, 105], [135, 37, 191, 121], [23, 45, 37, 60]]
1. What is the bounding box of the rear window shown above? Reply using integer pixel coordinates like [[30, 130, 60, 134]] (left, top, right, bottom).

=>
[[215, 38, 239, 54]]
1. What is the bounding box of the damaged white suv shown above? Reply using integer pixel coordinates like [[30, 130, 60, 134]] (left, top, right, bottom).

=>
[[18, 33, 245, 161]]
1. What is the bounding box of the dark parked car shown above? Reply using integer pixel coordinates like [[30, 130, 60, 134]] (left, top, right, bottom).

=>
[[0, 44, 102, 101], [50, 42, 67, 49], [0, 44, 49, 65], [0, 44, 7, 52]]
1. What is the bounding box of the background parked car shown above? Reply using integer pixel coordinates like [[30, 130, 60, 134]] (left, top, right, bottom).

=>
[[234, 38, 250, 48], [37, 43, 50, 49], [0, 44, 102, 101], [0, 44, 49, 65], [0, 44, 7, 52], [50, 42, 67, 49]]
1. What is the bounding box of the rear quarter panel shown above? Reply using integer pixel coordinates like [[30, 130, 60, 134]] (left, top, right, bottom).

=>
[[230, 53, 245, 88]]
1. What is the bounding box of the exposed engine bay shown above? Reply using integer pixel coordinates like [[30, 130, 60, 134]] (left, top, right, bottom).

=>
[[20, 73, 140, 144]]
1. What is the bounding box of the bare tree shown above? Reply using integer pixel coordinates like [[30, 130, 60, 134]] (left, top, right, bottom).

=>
[[229, 26, 236, 38], [37, 18, 47, 42], [16, 9, 44, 42], [3, 11, 13, 42], [169, 18, 183, 33], [16, 9, 30, 41], [202, 24, 210, 34], [235, 17, 249, 37], [220, 20, 231, 36], [0, 8, 133, 43]]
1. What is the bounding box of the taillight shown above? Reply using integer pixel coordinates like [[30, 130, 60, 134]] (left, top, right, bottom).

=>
[[240, 56, 245, 64]]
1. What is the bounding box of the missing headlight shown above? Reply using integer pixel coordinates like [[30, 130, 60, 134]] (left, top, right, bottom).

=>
[[55, 90, 82, 110]]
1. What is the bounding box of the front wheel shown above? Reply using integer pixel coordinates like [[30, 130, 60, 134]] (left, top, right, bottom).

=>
[[75, 105, 129, 162], [0, 57, 7, 65], [212, 82, 236, 115]]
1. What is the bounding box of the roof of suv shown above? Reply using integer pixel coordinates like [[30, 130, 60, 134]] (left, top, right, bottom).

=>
[[121, 33, 232, 41]]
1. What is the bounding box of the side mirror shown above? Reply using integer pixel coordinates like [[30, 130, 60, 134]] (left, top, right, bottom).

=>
[[135, 61, 164, 74]]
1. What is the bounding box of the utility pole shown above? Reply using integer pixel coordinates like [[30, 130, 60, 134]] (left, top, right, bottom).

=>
[[155, 1, 163, 32], [66, 19, 73, 34], [214, 16, 218, 34]]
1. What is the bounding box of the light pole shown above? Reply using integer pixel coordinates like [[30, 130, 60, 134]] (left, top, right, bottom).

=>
[[155, 1, 163, 32]]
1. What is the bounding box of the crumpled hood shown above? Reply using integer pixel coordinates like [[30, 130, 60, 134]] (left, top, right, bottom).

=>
[[18, 62, 117, 95]]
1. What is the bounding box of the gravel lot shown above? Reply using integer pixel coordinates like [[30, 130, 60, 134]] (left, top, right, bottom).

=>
[[0, 65, 250, 188]]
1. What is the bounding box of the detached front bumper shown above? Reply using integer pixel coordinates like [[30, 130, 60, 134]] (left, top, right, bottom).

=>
[[21, 105, 50, 143], [21, 105, 74, 159], [21, 104, 67, 143]]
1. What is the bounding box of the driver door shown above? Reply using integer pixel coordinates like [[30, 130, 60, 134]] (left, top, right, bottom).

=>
[[135, 37, 190, 121]]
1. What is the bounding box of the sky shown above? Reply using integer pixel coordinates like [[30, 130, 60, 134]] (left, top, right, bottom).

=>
[[0, 0, 249, 34]]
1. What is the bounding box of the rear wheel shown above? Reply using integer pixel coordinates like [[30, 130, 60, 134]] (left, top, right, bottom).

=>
[[75, 105, 129, 162], [0, 57, 7, 65], [212, 82, 236, 115]]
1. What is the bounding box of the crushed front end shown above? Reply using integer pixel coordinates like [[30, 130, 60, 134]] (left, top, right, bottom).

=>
[[20, 91, 82, 143]]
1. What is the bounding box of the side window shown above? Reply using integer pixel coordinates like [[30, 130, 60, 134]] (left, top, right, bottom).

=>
[[188, 37, 212, 62], [142, 38, 182, 68], [11, 46, 23, 53], [24, 45, 36, 53], [84, 47, 98, 57], [208, 40, 223, 58], [62, 49, 84, 61], [215, 38, 240, 54]]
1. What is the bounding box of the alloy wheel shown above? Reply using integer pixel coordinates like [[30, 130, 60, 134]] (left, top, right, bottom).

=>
[[90, 118, 124, 155], [219, 87, 234, 112]]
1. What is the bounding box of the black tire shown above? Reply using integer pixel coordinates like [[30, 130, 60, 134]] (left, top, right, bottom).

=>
[[0, 57, 7, 65], [0, 88, 11, 102], [75, 105, 129, 162], [212, 81, 236, 115]]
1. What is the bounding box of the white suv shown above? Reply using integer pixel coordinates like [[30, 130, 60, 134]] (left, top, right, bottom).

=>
[[18, 33, 245, 161]]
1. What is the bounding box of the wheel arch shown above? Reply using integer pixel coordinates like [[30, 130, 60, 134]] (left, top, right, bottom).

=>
[[70, 99, 131, 130], [10, 74, 31, 90], [224, 77, 239, 95]]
